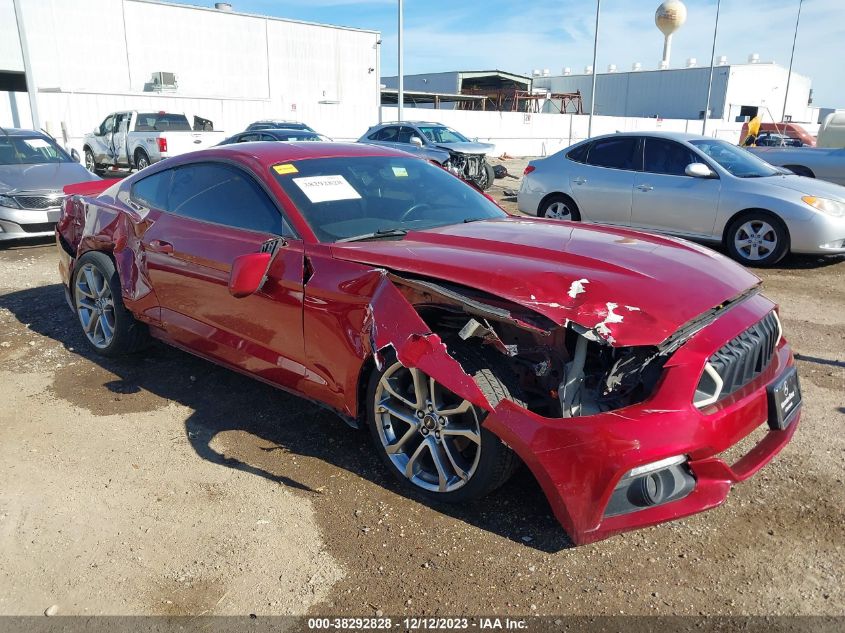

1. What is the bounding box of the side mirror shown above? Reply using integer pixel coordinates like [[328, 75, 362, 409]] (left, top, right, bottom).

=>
[[228, 252, 271, 298], [685, 163, 716, 179], [410, 136, 423, 148], [70, 149, 80, 163]]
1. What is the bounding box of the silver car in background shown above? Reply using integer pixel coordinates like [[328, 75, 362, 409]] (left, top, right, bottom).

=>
[[359, 121, 496, 190], [0, 128, 98, 241], [518, 132, 845, 266]]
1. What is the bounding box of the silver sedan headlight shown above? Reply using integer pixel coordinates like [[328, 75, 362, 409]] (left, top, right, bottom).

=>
[[0, 194, 21, 209], [802, 195, 845, 218]]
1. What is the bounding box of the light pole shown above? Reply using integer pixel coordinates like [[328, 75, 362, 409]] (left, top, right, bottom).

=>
[[397, 0, 404, 122], [782, 0, 803, 122], [12, 0, 40, 129], [587, 0, 601, 138], [702, 0, 721, 135]]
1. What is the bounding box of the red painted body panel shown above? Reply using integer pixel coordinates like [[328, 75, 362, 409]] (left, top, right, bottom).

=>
[[55, 142, 800, 544]]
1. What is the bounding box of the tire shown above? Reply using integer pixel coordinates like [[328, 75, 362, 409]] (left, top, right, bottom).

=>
[[366, 343, 523, 503], [135, 150, 151, 171], [83, 148, 99, 175], [783, 165, 814, 178], [474, 163, 495, 191], [71, 251, 150, 356], [725, 211, 790, 267], [539, 194, 581, 221]]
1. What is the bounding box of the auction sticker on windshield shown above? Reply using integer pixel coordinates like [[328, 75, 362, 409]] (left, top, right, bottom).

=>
[[293, 175, 361, 203], [273, 163, 299, 175]]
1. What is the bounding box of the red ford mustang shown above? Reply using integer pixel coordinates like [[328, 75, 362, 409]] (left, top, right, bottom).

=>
[[56, 142, 801, 545]]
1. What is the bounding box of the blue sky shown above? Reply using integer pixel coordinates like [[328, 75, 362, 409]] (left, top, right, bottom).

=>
[[180, 0, 844, 108]]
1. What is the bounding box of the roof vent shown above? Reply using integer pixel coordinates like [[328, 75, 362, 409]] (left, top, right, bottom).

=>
[[718, 55, 728, 66], [632, 62, 642, 71], [658, 60, 669, 70], [563, 67, 572, 76], [748, 53, 760, 63], [532, 69, 541, 77], [542, 69, 550, 77], [686, 57, 697, 67], [607, 64, 617, 73], [584, 65, 593, 74], [215, 3, 233, 11]]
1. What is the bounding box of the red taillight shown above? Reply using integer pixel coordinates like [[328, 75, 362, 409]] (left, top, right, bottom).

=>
[[523, 165, 535, 176], [157, 137, 168, 153]]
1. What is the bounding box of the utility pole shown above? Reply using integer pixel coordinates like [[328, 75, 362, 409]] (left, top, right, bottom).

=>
[[702, 0, 721, 135], [12, 0, 40, 129], [588, 0, 601, 138], [782, 0, 803, 122], [397, 0, 404, 122]]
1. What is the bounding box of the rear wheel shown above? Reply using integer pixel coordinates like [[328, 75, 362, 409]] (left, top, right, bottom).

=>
[[366, 344, 522, 503], [539, 194, 581, 221], [725, 212, 789, 267], [72, 251, 150, 356], [135, 150, 151, 171], [83, 148, 99, 175]]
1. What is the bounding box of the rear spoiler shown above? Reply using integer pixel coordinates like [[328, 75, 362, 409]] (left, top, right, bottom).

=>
[[63, 179, 121, 197]]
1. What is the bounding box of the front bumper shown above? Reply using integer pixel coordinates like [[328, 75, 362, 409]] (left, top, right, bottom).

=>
[[482, 292, 800, 545], [0, 206, 60, 240], [789, 211, 845, 254]]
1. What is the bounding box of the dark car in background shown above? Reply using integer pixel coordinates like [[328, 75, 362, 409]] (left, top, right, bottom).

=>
[[246, 120, 316, 133], [218, 128, 326, 145], [0, 128, 98, 241]]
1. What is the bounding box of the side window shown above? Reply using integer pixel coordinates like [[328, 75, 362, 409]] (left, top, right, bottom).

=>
[[130, 169, 172, 209], [260, 134, 278, 142], [166, 163, 286, 235], [586, 137, 639, 170], [643, 138, 700, 176], [98, 115, 115, 136], [566, 142, 591, 164], [372, 126, 399, 142], [397, 127, 415, 143], [237, 133, 260, 143]]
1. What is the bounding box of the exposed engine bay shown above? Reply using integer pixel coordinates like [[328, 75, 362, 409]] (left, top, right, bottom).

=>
[[392, 274, 670, 419], [442, 152, 491, 188]]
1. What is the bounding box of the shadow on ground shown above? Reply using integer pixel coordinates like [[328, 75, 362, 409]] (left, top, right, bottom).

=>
[[0, 282, 572, 552]]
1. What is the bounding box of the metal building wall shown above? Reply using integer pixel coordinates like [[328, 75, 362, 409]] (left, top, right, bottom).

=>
[[1, 0, 379, 145]]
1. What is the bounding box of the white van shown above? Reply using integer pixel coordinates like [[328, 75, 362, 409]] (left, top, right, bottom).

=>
[[817, 112, 845, 148]]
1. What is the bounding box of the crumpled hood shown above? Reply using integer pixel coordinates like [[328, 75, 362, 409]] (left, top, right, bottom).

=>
[[753, 173, 845, 200], [434, 141, 494, 155], [0, 162, 97, 195], [330, 217, 760, 347]]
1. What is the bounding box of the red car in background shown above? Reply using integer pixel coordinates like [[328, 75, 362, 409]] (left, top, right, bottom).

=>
[[56, 142, 801, 545]]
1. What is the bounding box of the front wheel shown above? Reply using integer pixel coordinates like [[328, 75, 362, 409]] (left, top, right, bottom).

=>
[[72, 251, 149, 356], [83, 148, 98, 174], [473, 163, 495, 191], [725, 212, 789, 267], [366, 345, 522, 503]]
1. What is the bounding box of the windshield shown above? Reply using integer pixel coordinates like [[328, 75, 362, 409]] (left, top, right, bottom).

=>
[[272, 155, 505, 242], [0, 135, 72, 165], [276, 132, 321, 141], [416, 126, 470, 144], [134, 113, 192, 132], [690, 139, 780, 178]]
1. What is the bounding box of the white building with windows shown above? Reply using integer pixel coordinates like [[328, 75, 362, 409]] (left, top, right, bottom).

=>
[[0, 0, 381, 150]]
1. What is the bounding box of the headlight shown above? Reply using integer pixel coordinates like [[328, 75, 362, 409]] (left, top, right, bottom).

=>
[[0, 194, 21, 209], [802, 195, 845, 217]]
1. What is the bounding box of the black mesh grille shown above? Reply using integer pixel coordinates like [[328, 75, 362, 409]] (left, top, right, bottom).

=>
[[13, 195, 64, 210], [21, 222, 55, 233], [703, 311, 780, 399]]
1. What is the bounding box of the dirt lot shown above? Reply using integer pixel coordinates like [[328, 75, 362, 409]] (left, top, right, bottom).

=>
[[0, 164, 843, 621]]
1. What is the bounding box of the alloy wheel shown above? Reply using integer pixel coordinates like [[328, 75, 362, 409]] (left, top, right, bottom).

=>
[[84, 151, 95, 173], [74, 263, 116, 349], [734, 220, 778, 262], [373, 362, 481, 493], [545, 201, 572, 220], [137, 154, 150, 170]]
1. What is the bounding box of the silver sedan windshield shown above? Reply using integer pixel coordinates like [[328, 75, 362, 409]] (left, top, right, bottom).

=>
[[690, 139, 780, 178]]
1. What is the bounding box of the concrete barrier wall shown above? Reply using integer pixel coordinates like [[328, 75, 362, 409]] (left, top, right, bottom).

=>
[[381, 106, 746, 157]]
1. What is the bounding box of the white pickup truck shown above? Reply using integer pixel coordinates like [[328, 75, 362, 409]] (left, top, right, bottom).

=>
[[82, 111, 225, 174]]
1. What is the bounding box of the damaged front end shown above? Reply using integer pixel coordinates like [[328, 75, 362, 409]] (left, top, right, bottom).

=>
[[442, 152, 490, 188]]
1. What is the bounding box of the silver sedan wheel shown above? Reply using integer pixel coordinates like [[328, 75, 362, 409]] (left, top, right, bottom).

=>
[[74, 263, 116, 349], [84, 151, 96, 173], [734, 220, 778, 261], [374, 362, 481, 493], [544, 201, 572, 220]]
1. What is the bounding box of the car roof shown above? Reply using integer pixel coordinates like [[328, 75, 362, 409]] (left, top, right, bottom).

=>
[[582, 131, 715, 143], [374, 121, 445, 127], [259, 128, 320, 136], [0, 127, 50, 138], [180, 141, 413, 164]]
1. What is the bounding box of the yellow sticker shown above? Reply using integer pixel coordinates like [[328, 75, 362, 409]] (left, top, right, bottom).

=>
[[392, 166, 408, 177], [273, 163, 299, 175]]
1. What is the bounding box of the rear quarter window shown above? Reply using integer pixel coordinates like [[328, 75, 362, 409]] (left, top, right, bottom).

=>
[[566, 142, 591, 164]]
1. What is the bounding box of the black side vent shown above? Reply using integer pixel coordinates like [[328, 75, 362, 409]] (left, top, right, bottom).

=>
[[706, 311, 780, 398]]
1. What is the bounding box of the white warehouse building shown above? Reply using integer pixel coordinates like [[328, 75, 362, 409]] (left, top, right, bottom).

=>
[[533, 60, 817, 124], [0, 0, 381, 150]]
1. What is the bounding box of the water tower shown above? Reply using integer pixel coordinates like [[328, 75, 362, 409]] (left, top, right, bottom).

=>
[[655, 0, 687, 68]]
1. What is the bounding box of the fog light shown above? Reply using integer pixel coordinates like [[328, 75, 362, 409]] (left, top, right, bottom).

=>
[[624, 455, 686, 479], [604, 456, 695, 518]]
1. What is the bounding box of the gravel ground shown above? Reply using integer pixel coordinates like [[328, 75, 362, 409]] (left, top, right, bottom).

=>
[[0, 161, 842, 621]]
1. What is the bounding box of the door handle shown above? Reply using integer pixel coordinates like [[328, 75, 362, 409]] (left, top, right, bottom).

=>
[[636, 184, 654, 192], [147, 239, 174, 254], [573, 177, 587, 185]]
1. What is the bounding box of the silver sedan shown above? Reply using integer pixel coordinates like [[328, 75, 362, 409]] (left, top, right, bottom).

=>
[[517, 131, 845, 266]]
